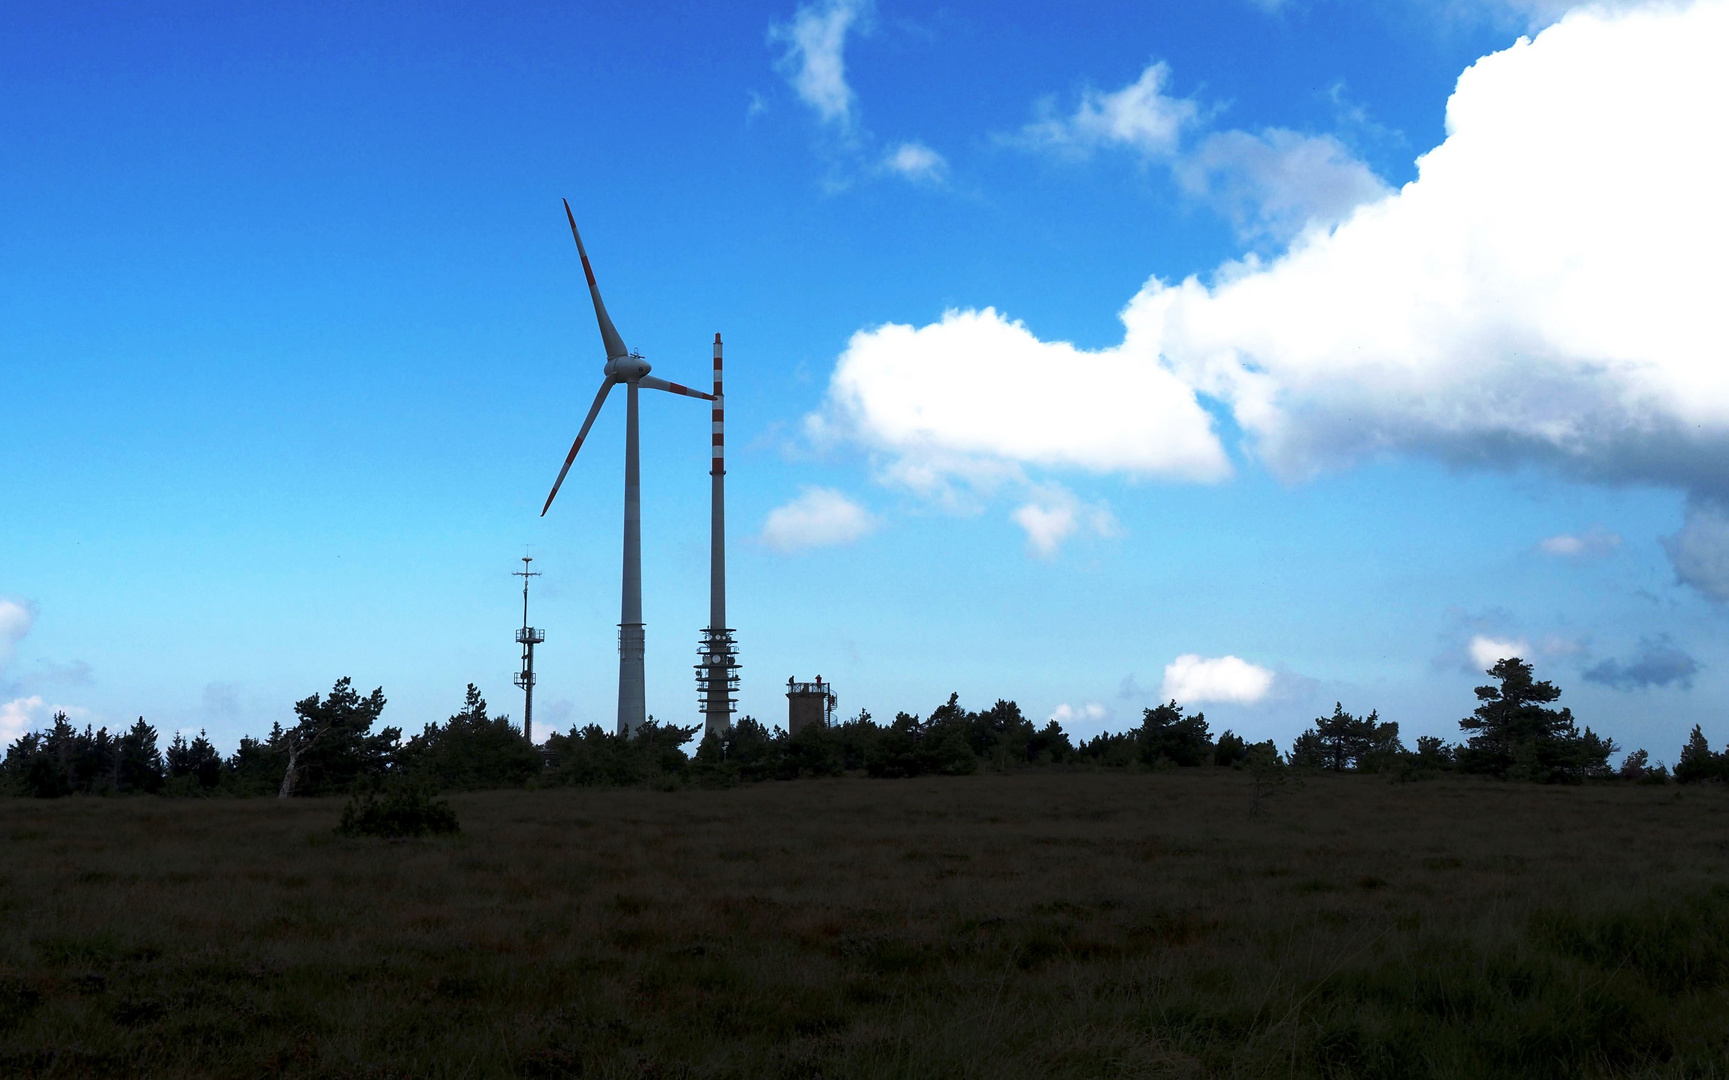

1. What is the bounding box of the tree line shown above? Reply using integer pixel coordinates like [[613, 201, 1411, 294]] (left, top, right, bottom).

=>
[[0, 657, 1712, 797]]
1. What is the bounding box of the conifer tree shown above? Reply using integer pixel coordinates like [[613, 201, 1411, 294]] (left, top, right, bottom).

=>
[[1674, 725, 1725, 784], [1458, 658, 1614, 782]]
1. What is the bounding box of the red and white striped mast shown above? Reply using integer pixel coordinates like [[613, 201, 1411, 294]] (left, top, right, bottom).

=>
[[697, 333, 739, 735]]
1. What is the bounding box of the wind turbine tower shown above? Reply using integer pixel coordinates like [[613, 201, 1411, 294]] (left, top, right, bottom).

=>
[[513, 556, 543, 741], [540, 200, 716, 735], [696, 333, 739, 737]]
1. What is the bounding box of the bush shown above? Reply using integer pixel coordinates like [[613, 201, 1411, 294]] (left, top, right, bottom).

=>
[[1618, 748, 1671, 784], [336, 781, 459, 838]]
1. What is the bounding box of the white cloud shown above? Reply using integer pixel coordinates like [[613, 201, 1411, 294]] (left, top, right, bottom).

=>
[[1009, 62, 1388, 241], [0, 598, 34, 666], [879, 141, 947, 183], [1011, 485, 1120, 558], [1538, 525, 1622, 557], [761, 486, 878, 552], [1173, 129, 1393, 243], [1135, 1, 1729, 490], [815, 306, 1230, 492], [0, 695, 89, 747], [769, 0, 870, 129], [1014, 62, 1199, 158], [831, 2, 1729, 592], [1161, 654, 1276, 704], [1469, 634, 1530, 668], [0, 696, 43, 746], [1049, 702, 1108, 725]]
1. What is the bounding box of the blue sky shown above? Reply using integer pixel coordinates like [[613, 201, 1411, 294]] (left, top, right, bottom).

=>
[[4, 0, 1727, 762]]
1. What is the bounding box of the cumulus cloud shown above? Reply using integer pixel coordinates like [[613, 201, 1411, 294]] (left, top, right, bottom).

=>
[[1173, 129, 1393, 243], [1161, 654, 1276, 704], [0, 695, 44, 746], [0, 695, 90, 747], [1011, 485, 1120, 558], [1468, 634, 1530, 668], [0, 598, 35, 666], [1135, 2, 1729, 491], [769, 0, 870, 129], [825, 2, 1729, 594], [762, 486, 878, 552], [1013, 62, 1199, 158], [879, 141, 947, 183], [1582, 634, 1700, 690], [1538, 525, 1622, 557], [815, 306, 1230, 489]]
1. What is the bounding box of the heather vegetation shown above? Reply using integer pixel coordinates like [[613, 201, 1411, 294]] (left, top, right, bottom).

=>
[[2, 772, 1726, 1078], [2, 658, 1727, 1077], [0, 657, 1704, 799]]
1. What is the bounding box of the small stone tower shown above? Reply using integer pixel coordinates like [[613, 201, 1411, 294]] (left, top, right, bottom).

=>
[[786, 676, 836, 735]]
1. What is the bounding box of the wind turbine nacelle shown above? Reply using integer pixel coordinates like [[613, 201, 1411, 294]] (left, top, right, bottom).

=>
[[606, 353, 652, 381]]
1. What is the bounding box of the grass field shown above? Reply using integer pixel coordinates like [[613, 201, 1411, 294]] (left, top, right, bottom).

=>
[[2, 772, 1727, 1078]]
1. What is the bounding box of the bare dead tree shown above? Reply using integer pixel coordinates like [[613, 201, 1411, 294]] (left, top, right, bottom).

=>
[[278, 719, 330, 799]]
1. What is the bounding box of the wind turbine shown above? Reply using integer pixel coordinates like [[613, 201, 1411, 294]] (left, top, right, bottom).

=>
[[541, 200, 714, 736]]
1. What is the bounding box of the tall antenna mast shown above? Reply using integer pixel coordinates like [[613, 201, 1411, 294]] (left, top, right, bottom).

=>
[[513, 556, 544, 741], [696, 333, 740, 737]]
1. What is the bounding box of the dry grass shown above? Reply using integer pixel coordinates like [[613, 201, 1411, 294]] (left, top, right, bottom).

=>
[[2, 772, 1727, 1078]]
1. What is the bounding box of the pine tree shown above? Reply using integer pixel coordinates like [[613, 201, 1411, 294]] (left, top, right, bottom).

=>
[[396, 684, 542, 791], [116, 718, 165, 793], [1674, 725, 1724, 784], [279, 678, 397, 797], [1458, 658, 1615, 782]]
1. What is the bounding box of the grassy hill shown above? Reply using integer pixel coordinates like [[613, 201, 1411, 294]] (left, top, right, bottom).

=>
[[2, 772, 1726, 1078]]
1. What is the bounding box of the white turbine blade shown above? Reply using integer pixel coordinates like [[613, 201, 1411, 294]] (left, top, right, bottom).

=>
[[542, 377, 616, 516], [637, 374, 715, 401], [562, 199, 629, 361]]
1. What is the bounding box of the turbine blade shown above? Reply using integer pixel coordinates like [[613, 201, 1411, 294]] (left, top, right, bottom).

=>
[[562, 199, 629, 361], [541, 377, 616, 516], [637, 374, 715, 401]]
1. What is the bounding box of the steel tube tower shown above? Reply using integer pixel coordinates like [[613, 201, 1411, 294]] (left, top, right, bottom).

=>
[[618, 382, 647, 734], [513, 556, 544, 741], [696, 333, 739, 736]]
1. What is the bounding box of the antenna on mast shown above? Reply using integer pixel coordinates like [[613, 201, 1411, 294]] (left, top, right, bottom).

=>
[[513, 555, 545, 741], [697, 332, 740, 737]]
